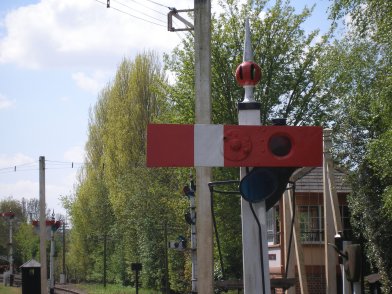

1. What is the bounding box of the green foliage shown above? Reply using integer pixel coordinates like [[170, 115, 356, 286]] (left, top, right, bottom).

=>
[[320, 37, 388, 167], [330, 0, 392, 51], [207, 167, 242, 280], [212, 187, 242, 279], [0, 198, 27, 267], [348, 163, 392, 292], [0, 197, 66, 276], [368, 129, 392, 182], [68, 52, 190, 292], [165, 0, 335, 126], [329, 0, 392, 290], [14, 222, 39, 261], [368, 130, 392, 228]]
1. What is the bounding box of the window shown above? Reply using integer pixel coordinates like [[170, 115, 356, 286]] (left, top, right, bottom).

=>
[[267, 206, 280, 245], [299, 205, 324, 243], [339, 205, 352, 240]]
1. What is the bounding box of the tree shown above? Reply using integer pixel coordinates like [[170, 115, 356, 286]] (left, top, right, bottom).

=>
[[14, 223, 39, 262], [330, 0, 392, 51], [165, 0, 335, 126], [67, 89, 114, 282], [319, 37, 387, 167], [0, 198, 25, 266], [348, 162, 392, 291], [328, 0, 392, 290], [68, 52, 190, 291], [98, 52, 187, 290], [23, 198, 40, 222]]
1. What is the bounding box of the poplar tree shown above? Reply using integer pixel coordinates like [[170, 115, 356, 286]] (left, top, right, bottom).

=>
[[68, 52, 189, 291]]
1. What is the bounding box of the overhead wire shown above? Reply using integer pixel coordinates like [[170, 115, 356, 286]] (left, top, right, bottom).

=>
[[112, 0, 166, 24], [144, 0, 172, 9], [94, 0, 166, 27], [0, 161, 37, 172], [122, 0, 167, 16], [0, 159, 85, 175], [96, 0, 194, 41], [0, 168, 39, 175], [0, 161, 39, 175], [0, 159, 156, 175], [124, 0, 194, 32]]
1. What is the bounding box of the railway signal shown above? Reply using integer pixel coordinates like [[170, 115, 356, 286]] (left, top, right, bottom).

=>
[[147, 124, 322, 168], [146, 18, 323, 294]]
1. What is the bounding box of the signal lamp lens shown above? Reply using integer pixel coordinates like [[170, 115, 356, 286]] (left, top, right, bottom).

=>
[[269, 135, 292, 157], [239, 168, 278, 203]]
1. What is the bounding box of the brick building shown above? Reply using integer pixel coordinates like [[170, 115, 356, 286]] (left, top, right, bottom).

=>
[[267, 166, 351, 293]]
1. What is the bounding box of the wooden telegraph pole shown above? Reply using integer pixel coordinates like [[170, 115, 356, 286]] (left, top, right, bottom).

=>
[[39, 156, 48, 294], [194, 0, 213, 293]]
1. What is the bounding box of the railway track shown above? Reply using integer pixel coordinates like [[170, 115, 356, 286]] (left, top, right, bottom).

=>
[[1, 274, 84, 293], [54, 284, 86, 294]]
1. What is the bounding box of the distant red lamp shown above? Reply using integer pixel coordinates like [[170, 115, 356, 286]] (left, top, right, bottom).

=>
[[32, 219, 62, 238], [1, 212, 15, 219]]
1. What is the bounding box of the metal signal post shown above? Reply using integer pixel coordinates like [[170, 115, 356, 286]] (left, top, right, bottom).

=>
[[183, 178, 197, 292], [155, 8, 323, 294], [237, 19, 271, 294]]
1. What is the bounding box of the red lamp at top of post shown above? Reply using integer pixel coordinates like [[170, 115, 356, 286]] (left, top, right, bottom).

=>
[[1, 212, 15, 220], [235, 18, 262, 103], [235, 61, 261, 87], [32, 218, 62, 239], [33, 219, 61, 229]]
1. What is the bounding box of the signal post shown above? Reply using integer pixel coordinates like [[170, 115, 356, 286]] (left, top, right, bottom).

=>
[[147, 20, 323, 293], [237, 19, 270, 293]]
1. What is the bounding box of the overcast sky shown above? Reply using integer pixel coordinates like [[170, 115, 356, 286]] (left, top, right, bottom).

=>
[[0, 0, 331, 217]]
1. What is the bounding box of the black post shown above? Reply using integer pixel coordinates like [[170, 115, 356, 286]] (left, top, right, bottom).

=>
[[135, 269, 139, 294], [62, 221, 66, 276], [131, 263, 142, 294], [103, 234, 107, 288], [164, 222, 169, 294]]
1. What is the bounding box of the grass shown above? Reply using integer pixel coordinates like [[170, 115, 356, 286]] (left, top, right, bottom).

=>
[[0, 284, 240, 294], [76, 283, 160, 294], [0, 285, 21, 294], [76, 284, 240, 294], [0, 283, 159, 294]]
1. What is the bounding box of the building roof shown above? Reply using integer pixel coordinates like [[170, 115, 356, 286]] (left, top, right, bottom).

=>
[[293, 167, 351, 193], [20, 259, 41, 268]]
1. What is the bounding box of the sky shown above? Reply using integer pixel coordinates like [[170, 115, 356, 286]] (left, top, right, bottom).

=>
[[0, 0, 332, 217]]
